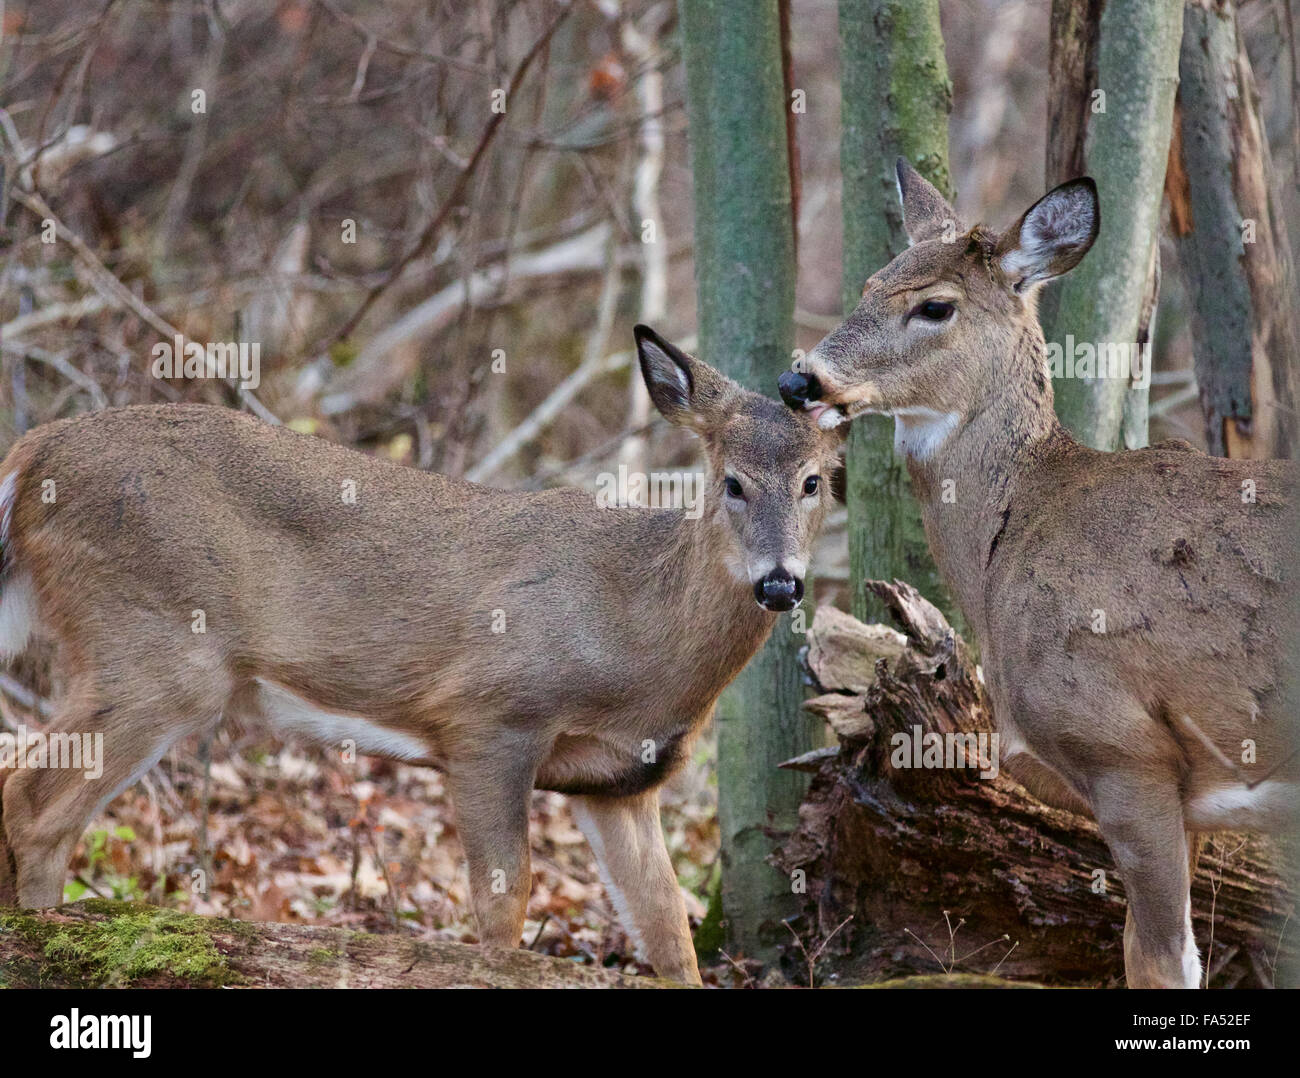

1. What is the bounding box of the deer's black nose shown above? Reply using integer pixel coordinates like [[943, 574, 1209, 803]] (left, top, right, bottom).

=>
[[778, 370, 822, 410], [754, 568, 804, 611]]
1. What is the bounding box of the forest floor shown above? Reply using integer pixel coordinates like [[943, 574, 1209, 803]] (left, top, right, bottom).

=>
[[50, 725, 728, 983]]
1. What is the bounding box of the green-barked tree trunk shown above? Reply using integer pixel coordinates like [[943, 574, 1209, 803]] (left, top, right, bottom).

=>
[[678, 0, 811, 965], [1040, 0, 1184, 450], [838, 0, 958, 628]]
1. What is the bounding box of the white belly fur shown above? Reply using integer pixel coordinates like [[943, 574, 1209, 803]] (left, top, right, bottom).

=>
[[252, 679, 431, 762]]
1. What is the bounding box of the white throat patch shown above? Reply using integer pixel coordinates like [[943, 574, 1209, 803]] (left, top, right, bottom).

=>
[[892, 407, 959, 461]]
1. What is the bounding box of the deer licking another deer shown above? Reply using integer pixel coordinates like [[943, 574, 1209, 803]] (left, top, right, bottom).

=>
[[779, 159, 1298, 989], [0, 325, 842, 985]]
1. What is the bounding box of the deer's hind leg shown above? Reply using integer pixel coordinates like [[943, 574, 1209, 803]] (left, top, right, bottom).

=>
[[2, 661, 227, 908], [0, 771, 17, 906]]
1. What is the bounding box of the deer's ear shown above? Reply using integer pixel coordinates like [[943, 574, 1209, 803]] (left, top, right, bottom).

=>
[[829, 460, 847, 503], [634, 325, 730, 431], [895, 157, 962, 245], [995, 178, 1099, 294]]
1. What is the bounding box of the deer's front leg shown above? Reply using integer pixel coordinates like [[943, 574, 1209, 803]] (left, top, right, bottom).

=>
[[1091, 771, 1200, 989], [446, 750, 536, 950], [570, 790, 701, 985]]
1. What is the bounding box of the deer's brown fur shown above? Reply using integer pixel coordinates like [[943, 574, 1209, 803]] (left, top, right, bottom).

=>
[[0, 327, 841, 985], [791, 161, 1296, 988]]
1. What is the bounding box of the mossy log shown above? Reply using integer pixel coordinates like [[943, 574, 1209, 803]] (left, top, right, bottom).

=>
[[774, 581, 1296, 988], [0, 900, 676, 989]]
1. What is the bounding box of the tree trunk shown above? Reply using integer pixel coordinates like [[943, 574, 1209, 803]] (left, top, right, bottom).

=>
[[617, 5, 669, 483], [838, 0, 958, 628], [678, 0, 809, 964], [774, 583, 1297, 988], [0, 901, 675, 988], [1168, 0, 1299, 460], [1041, 0, 1184, 451]]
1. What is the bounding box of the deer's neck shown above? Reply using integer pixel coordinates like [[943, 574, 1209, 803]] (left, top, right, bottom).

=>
[[638, 503, 777, 704], [903, 336, 1072, 636]]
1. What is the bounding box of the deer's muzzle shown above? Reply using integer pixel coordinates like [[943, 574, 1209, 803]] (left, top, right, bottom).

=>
[[754, 568, 803, 612], [778, 370, 821, 409]]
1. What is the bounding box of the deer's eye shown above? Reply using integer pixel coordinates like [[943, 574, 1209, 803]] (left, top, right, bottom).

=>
[[724, 477, 745, 500], [909, 299, 955, 323], [803, 475, 820, 497]]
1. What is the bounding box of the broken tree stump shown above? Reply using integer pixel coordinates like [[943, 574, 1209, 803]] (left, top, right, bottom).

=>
[[774, 581, 1296, 988], [0, 900, 677, 988]]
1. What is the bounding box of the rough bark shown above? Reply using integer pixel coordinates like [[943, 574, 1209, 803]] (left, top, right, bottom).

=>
[[678, 0, 809, 964], [1170, 0, 1299, 459], [774, 582, 1297, 988], [1046, 0, 1102, 186], [0, 901, 674, 988], [1041, 0, 1184, 451], [838, 0, 958, 629]]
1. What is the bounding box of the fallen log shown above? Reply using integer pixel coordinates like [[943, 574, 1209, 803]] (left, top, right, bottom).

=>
[[774, 581, 1296, 988], [0, 900, 674, 989]]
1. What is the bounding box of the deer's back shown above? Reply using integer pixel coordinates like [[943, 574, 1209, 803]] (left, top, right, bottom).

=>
[[1, 405, 762, 733]]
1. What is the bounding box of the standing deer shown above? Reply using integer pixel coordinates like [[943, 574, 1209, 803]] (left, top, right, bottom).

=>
[[0, 325, 842, 985], [779, 159, 1298, 988]]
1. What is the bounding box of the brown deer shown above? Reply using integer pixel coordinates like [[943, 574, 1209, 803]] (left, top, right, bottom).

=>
[[779, 160, 1297, 988], [0, 325, 842, 985]]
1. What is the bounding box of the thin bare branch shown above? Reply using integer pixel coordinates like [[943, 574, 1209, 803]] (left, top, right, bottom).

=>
[[325, 4, 572, 347], [7, 187, 279, 424]]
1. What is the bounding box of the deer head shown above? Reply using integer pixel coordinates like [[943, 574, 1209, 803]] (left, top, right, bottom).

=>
[[634, 325, 843, 610], [778, 159, 1099, 456]]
